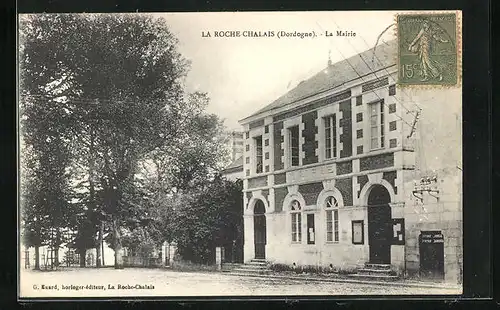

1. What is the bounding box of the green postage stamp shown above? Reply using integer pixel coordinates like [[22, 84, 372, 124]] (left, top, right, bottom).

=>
[[397, 12, 460, 86]]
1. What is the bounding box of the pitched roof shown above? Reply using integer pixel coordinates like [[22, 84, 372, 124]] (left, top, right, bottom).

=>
[[244, 39, 397, 120], [221, 156, 243, 173]]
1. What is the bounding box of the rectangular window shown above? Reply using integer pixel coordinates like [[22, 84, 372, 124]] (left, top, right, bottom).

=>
[[288, 126, 300, 167], [352, 220, 364, 244], [324, 115, 337, 159], [307, 214, 315, 245], [389, 103, 396, 113], [369, 100, 385, 150], [356, 113, 363, 122], [356, 95, 362, 106], [389, 121, 397, 131], [389, 84, 396, 96], [357, 145, 363, 154], [357, 129, 363, 139], [326, 210, 333, 242], [334, 210, 339, 242], [326, 210, 339, 243], [254, 136, 263, 173], [291, 213, 302, 242]]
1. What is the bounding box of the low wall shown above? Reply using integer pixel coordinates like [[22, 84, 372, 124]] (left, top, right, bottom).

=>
[[123, 256, 162, 268]]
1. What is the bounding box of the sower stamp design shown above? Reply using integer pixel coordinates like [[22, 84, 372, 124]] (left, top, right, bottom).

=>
[[397, 13, 458, 86]]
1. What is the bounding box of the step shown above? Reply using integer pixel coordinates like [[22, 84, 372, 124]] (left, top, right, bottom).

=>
[[364, 263, 391, 270], [349, 274, 400, 281], [357, 271, 395, 277], [230, 272, 272, 278], [234, 265, 269, 271], [232, 268, 270, 274], [221, 264, 243, 271], [247, 262, 268, 266], [222, 263, 243, 268], [357, 268, 395, 274]]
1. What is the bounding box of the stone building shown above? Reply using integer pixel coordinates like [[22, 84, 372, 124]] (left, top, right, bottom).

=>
[[221, 131, 244, 181], [238, 40, 462, 283], [221, 156, 244, 182], [226, 130, 245, 162]]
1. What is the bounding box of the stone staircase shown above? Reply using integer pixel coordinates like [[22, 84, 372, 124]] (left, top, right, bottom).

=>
[[349, 263, 399, 281], [221, 262, 243, 272], [229, 259, 271, 275]]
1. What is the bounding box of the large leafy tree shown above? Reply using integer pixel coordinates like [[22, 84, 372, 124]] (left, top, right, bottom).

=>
[[20, 87, 75, 268], [20, 145, 51, 270], [165, 176, 243, 264], [19, 14, 216, 268]]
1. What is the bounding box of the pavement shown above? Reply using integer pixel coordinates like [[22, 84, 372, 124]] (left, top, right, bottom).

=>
[[19, 267, 462, 298], [225, 271, 462, 290]]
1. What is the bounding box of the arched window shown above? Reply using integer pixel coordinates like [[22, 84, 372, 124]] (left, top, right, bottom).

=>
[[325, 196, 339, 243], [290, 200, 302, 243]]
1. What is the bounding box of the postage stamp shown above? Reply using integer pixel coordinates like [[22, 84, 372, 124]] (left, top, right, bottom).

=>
[[397, 12, 460, 86]]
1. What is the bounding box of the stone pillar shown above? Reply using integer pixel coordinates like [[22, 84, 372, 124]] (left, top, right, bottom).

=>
[[161, 241, 167, 267], [215, 247, 223, 271]]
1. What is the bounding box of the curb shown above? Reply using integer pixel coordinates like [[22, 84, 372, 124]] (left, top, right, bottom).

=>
[[226, 272, 461, 291]]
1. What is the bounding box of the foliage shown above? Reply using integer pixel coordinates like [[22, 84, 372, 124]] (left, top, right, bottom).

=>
[[20, 101, 75, 255], [19, 13, 234, 268], [165, 176, 243, 264], [121, 226, 156, 258], [170, 260, 218, 272], [268, 263, 357, 275]]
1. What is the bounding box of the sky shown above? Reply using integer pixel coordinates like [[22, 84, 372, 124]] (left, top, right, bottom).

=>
[[153, 11, 397, 130]]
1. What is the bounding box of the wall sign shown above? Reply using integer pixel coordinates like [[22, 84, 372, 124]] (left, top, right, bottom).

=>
[[392, 218, 405, 245], [352, 220, 364, 245], [420, 231, 444, 244]]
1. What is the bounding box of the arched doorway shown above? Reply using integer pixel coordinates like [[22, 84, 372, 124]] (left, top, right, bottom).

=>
[[253, 200, 266, 259], [367, 185, 392, 264]]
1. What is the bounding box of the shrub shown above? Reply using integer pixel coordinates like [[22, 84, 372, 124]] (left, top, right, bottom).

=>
[[269, 263, 356, 275], [171, 259, 217, 272]]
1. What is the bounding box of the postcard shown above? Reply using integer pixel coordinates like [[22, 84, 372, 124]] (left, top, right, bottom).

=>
[[18, 10, 462, 298]]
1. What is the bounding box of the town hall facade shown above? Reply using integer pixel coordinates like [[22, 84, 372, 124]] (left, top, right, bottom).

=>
[[238, 40, 462, 283]]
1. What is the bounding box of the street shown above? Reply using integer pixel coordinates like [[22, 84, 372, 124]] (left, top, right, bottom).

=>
[[19, 267, 461, 297]]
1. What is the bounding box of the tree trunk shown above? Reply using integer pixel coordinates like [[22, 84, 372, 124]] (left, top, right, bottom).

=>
[[34, 246, 40, 270], [102, 231, 105, 266], [90, 128, 102, 269], [79, 248, 86, 267], [113, 219, 124, 269], [53, 245, 59, 269], [53, 228, 63, 268], [96, 222, 103, 267]]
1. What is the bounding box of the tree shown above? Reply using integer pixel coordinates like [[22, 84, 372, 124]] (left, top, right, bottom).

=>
[[166, 176, 243, 264], [20, 93, 75, 268], [20, 148, 50, 270], [19, 13, 216, 268]]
